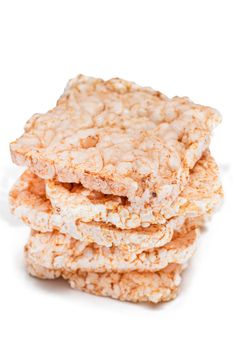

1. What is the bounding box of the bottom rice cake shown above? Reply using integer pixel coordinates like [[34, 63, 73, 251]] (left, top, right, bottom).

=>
[[24, 219, 199, 273], [25, 252, 184, 304]]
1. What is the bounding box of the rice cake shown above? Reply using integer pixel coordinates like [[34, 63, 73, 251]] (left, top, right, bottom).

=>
[[9, 170, 174, 252], [25, 252, 183, 304], [24, 219, 199, 272], [9, 153, 222, 252], [45, 151, 223, 228], [10, 75, 221, 210]]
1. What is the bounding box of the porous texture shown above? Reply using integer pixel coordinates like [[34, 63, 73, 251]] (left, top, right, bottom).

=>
[[45, 151, 223, 228], [10, 75, 221, 210], [161, 151, 223, 219], [24, 219, 199, 272], [25, 252, 183, 304], [9, 152, 222, 253], [9, 170, 174, 253]]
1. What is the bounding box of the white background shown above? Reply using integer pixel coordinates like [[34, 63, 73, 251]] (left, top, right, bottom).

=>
[[0, 1, 232, 349]]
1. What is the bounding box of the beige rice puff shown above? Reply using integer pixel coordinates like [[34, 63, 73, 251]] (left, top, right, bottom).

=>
[[9, 153, 222, 253], [9, 170, 174, 253], [24, 219, 199, 272], [10, 74, 221, 210], [25, 252, 183, 303], [45, 151, 223, 229]]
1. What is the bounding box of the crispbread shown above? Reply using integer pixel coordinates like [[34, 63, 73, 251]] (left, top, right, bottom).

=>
[[24, 219, 198, 272], [25, 252, 183, 303], [10, 75, 221, 209], [45, 151, 223, 228]]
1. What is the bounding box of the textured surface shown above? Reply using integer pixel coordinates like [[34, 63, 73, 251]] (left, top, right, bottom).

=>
[[9, 152, 223, 252], [10, 74, 221, 209], [25, 251, 183, 304], [162, 151, 223, 219], [45, 151, 223, 228], [24, 219, 198, 272], [9, 170, 174, 252]]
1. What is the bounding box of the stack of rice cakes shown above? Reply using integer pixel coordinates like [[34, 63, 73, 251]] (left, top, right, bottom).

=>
[[9, 75, 223, 304]]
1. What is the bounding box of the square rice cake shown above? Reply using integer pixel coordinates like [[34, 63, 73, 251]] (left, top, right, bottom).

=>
[[10, 75, 221, 209], [45, 151, 223, 228], [24, 218, 199, 273], [25, 252, 184, 304], [9, 152, 223, 253]]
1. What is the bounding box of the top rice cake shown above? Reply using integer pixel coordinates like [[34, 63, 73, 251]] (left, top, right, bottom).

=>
[[10, 75, 221, 208]]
